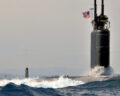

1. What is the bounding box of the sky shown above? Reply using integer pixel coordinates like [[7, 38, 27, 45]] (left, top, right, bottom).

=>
[[0, 0, 119, 77]]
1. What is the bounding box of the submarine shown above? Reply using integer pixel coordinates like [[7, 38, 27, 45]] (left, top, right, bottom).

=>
[[25, 0, 120, 83], [91, 0, 110, 68]]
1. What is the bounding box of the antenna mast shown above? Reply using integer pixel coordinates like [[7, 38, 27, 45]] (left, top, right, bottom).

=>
[[94, 0, 98, 29], [94, 0, 97, 20], [101, 0, 104, 15]]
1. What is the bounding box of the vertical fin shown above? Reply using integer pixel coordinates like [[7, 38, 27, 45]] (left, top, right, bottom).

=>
[[25, 67, 29, 78]]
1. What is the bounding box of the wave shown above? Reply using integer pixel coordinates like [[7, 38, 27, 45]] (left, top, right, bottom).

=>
[[0, 79, 120, 96], [0, 76, 84, 89]]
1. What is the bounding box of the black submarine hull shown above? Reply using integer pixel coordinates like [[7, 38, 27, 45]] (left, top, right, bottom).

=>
[[91, 29, 110, 68]]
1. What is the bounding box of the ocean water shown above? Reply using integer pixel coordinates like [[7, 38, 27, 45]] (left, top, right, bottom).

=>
[[0, 77, 120, 96], [0, 67, 120, 96]]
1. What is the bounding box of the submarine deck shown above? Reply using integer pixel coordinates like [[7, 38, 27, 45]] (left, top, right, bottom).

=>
[[31, 76, 120, 83]]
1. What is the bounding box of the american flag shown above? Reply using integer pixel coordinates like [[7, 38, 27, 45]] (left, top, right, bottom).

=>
[[83, 11, 90, 18]]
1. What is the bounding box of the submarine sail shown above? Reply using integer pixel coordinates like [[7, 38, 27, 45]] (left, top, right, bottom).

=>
[[91, 0, 110, 68]]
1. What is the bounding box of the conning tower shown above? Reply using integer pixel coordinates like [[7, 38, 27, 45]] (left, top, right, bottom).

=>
[[91, 0, 110, 68]]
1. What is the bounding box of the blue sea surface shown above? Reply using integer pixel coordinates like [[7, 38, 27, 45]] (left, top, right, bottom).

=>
[[0, 79, 120, 96]]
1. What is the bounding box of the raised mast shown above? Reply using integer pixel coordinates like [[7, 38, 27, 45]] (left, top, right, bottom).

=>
[[94, 0, 97, 20], [94, 0, 97, 29], [101, 0, 104, 15]]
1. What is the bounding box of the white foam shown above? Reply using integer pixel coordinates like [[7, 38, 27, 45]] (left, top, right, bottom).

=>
[[0, 76, 84, 89], [88, 66, 114, 77]]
